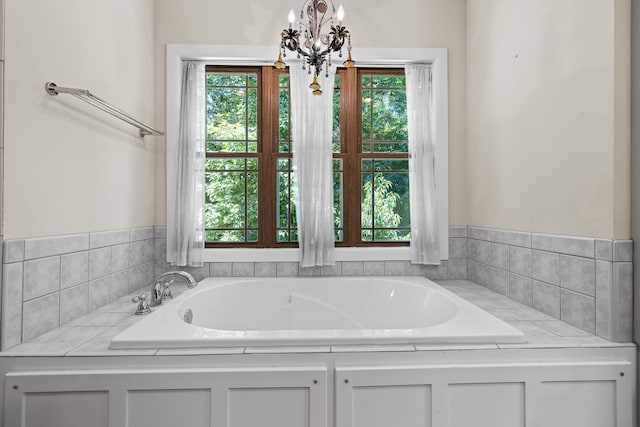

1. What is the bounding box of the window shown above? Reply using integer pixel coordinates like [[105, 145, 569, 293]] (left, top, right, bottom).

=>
[[205, 66, 409, 248]]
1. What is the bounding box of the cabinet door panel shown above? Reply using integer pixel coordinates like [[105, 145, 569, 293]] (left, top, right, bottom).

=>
[[448, 383, 524, 427], [24, 391, 108, 427], [541, 381, 616, 427], [352, 385, 431, 427], [228, 387, 310, 427], [127, 389, 211, 427]]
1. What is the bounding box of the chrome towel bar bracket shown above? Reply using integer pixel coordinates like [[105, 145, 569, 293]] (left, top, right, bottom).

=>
[[45, 82, 164, 137]]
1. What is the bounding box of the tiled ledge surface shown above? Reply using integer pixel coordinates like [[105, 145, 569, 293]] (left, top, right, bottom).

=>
[[1, 227, 155, 350], [466, 226, 633, 342], [0, 280, 632, 357]]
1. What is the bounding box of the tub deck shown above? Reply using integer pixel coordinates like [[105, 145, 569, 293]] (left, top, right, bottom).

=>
[[0, 280, 631, 357]]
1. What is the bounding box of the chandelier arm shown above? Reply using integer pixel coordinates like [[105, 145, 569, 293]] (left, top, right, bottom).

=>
[[295, 47, 311, 58]]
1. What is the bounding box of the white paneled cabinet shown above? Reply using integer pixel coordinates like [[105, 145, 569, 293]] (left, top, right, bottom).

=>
[[3, 359, 634, 427], [335, 361, 633, 427], [4, 367, 327, 427]]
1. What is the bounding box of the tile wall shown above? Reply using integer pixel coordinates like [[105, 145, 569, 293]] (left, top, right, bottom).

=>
[[466, 227, 633, 342], [1, 227, 154, 350], [151, 226, 470, 282]]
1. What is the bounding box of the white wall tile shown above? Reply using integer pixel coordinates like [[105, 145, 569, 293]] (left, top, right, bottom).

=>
[[89, 247, 111, 280], [232, 262, 255, 277], [467, 239, 476, 261], [1, 262, 23, 349], [595, 239, 613, 261], [254, 262, 276, 277], [491, 267, 509, 296], [449, 238, 467, 258], [153, 238, 167, 262], [154, 226, 167, 239], [111, 243, 129, 273], [110, 270, 129, 300], [22, 292, 59, 341], [594, 260, 613, 340], [448, 226, 467, 237], [469, 227, 491, 240], [89, 276, 111, 312], [405, 261, 427, 276], [426, 261, 448, 280], [363, 261, 384, 276], [130, 227, 154, 242], [531, 233, 594, 258], [475, 262, 491, 287], [24, 234, 89, 260], [532, 250, 560, 285], [532, 280, 560, 319], [89, 230, 129, 249], [210, 262, 232, 277], [559, 255, 595, 296], [491, 229, 532, 247], [23, 256, 60, 301], [509, 246, 532, 277], [322, 262, 342, 276], [475, 240, 492, 264], [509, 273, 532, 306], [384, 260, 405, 275], [467, 260, 476, 282], [276, 262, 299, 277], [129, 240, 146, 267], [560, 289, 595, 334], [447, 259, 467, 280], [491, 243, 509, 269], [143, 239, 154, 263], [60, 251, 88, 289], [341, 261, 363, 276], [180, 265, 209, 281], [60, 283, 89, 324], [613, 262, 633, 342], [3, 239, 24, 263], [613, 240, 633, 262], [129, 263, 154, 292], [299, 266, 321, 277]]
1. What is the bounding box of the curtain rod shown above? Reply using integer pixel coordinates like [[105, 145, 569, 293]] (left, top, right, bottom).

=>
[[45, 82, 164, 137]]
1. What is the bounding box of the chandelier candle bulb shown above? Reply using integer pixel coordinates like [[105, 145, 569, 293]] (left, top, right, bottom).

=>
[[288, 9, 296, 27]]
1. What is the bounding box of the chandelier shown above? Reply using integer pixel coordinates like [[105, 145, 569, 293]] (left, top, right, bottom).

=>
[[274, 0, 355, 95]]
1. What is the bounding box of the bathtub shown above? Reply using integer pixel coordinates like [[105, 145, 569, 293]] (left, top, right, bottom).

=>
[[110, 276, 525, 349]]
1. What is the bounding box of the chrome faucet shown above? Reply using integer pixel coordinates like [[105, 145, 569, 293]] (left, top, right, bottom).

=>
[[150, 271, 197, 307]]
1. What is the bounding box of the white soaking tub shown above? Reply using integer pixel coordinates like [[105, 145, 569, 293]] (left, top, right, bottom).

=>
[[110, 276, 524, 349]]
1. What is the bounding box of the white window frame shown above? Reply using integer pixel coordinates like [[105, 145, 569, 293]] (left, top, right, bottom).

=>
[[166, 44, 448, 262]]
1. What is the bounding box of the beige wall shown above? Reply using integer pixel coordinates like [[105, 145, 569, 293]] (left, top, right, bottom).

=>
[[5, 0, 627, 241], [3, 0, 156, 240], [467, 0, 631, 239], [153, 0, 468, 226]]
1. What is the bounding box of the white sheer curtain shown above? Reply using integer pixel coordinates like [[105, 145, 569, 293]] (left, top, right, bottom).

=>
[[167, 61, 206, 267], [405, 64, 443, 265], [290, 67, 336, 267]]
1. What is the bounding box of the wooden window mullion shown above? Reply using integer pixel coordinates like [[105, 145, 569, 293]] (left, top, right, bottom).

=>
[[341, 67, 360, 246], [260, 66, 276, 247]]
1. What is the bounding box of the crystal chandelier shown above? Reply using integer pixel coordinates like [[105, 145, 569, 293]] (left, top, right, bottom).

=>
[[274, 0, 355, 95]]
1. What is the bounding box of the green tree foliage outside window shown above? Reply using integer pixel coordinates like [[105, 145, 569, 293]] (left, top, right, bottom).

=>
[[205, 68, 410, 245]]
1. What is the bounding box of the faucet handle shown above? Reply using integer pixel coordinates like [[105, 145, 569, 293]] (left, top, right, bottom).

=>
[[132, 293, 151, 315], [161, 279, 174, 300]]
